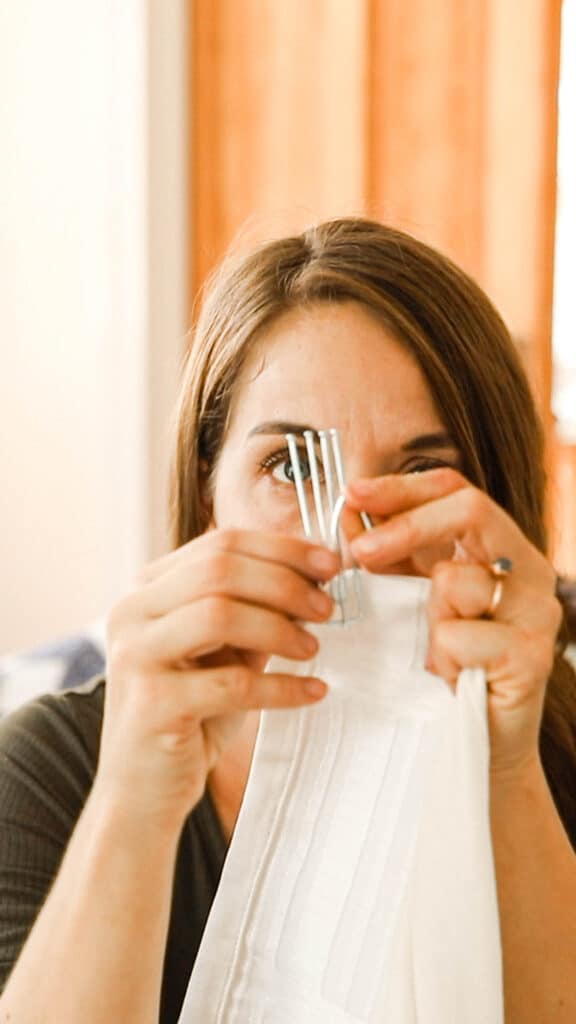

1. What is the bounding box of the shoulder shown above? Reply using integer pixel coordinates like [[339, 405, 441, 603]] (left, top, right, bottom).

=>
[[0, 676, 105, 831], [0, 677, 105, 993]]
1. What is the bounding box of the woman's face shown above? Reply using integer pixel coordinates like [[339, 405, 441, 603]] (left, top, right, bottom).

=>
[[211, 301, 461, 575]]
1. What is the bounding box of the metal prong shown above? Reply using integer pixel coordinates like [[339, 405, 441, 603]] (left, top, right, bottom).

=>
[[286, 434, 313, 539], [330, 428, 373, 532], [287, 427, 367, 626], [329, 494, 364, 623], [329, 493, 347, 551], [318, 430, 337, 520], [330, 428, 347, 493], [352, 568, 363, 619], [359, 510, 374, 531], [304, 430, 327, 542]]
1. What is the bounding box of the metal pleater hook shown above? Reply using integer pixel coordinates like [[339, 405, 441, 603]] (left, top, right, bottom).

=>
[[285, 428, 372, 624]]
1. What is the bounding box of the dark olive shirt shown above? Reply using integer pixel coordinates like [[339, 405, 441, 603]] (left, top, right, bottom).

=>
[[0, 678, 228, 1023], [1, 670, 575, 1021]]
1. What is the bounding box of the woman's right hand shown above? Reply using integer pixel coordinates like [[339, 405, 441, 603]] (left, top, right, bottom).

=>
[[96, 529, 338, 831]]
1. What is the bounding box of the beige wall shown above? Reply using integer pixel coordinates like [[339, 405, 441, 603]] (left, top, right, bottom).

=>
[[0, 0, 188, 653]]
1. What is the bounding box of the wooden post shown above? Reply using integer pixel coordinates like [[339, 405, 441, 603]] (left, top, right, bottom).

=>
[[190, 0, 369, 296]]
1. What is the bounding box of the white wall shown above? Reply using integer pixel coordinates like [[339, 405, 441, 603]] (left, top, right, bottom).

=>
[[553, 0, 576, 443], [0, 1, 188, 652]]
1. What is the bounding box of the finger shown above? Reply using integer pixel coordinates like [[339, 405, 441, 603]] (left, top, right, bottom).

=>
[[350, 485, 549, 588], [138, 550, 335, 623], [160, 663, 328, 717], [137, 597, 321, 665], [138, 529, 340, 586], [428, 560, 500, 628], [427, 560, 562, 634], [339, 502, 369, 545], [426, 618, 554, 696], [346, 467, 467, 518]]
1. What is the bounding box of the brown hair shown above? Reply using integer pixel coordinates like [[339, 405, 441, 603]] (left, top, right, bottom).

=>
[[170, 217, 575, 843]]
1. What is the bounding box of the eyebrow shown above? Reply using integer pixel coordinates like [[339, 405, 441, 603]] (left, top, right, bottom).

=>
[[400, 432, 456, 452], [247, 421, 313, 439], [247, 422, 456, 452]]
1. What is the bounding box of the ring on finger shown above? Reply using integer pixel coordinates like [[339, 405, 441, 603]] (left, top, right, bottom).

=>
[[485, 556, 514, 618]]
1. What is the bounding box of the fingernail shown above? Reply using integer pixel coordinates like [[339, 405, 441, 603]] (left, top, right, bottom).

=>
[[308, 547, 338, 574], [304, 679, 327, 699], [308, 587, 333, 615], [348, 479, 376, 497], [298, 631, 319, 656], [351, 532, 381, 557]]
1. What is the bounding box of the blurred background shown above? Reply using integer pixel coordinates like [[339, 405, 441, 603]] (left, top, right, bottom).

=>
[[1, 1, 575, 670]]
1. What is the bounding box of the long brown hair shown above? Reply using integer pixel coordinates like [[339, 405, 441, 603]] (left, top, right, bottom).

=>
[[170, 217, 576, 844]]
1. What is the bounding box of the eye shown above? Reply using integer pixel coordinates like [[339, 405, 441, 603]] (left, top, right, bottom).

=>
[[259, 446, 316, 484], [404, 458, 455, 475], [272, 456, 311, 484]]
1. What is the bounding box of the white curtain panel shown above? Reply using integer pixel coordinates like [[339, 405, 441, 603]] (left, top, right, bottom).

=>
[[180, 574, 503, 1023]]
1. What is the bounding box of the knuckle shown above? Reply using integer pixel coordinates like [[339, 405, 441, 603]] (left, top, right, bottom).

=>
[[106, 595, 136, 635], [400, 510, 423, 548], [203, 595, 232, 632], [431, 559, 456, 590], [528, 596, 563, 643], [460, 485, 487, 524], [428, 622, 440, 651], [212, 527, 240, 553], [226, 665, 254, 705], [426, 647, 455, 685], [435, 466, 465, 490], [133, 564, 153, 588], [440, 661, 459, 687], [430, 618, 451, 651], [209, 551, 234, 587], [107, 632, 137, 673], [285, 571, 307, 604]]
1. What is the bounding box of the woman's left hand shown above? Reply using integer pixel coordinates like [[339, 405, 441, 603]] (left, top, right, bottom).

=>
[[346, 468, 563, 779]]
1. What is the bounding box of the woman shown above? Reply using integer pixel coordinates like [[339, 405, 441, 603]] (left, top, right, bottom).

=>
[[0, 218, 574, 1022]]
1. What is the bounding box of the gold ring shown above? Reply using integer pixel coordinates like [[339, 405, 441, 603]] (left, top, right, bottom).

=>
[[486, 557, 513, 618]]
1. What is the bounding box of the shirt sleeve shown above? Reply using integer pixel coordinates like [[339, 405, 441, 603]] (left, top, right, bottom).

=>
[[0, 678, 228, 1021], [0, 684, 101, 991]]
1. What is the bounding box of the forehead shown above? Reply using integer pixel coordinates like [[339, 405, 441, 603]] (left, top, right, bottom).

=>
[[227, 302, 444, 443]]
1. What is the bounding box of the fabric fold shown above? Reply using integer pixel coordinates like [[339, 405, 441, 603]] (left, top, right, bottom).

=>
[[179, 574, 503, 1023]]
